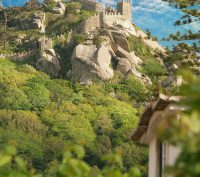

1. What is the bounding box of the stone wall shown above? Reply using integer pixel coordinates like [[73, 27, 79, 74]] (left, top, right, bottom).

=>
[[103, 13, 124, 27], [0, 50, 38, 61], [75, 0, 103, 11], [72, 12, 126, 34], [73, 14, 101, 34], [70, 0, 132, 34]]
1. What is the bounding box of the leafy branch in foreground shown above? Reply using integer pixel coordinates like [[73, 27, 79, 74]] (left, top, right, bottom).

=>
[[159, 71, 200, 177], [0, 145, 141, 177]]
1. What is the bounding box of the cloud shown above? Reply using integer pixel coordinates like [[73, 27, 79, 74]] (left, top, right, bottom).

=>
[[133, 0, 176, 14], [131, 0, 200, 47]]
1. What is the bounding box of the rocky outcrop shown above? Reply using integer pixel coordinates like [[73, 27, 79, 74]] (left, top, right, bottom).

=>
[[162, 76, 182, 88], [18, 13, 45, 32], [143, 39, 165, 53], [71, 43, 113, 84], [39, 37, 53, 51], [110, 30, 131, 52], [53, 2, 66, 15], [105, 18, 165, 54], [36, 49, 61, 77], [116, 58, 132, 74], [36, 38, 60, 77], [32, 13, 45, 32], [69, 13, 166, 85]]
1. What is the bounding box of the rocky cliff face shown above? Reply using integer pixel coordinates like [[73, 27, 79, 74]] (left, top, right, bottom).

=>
[[18, 13, 45, 32], [69, 19, 164, 84]]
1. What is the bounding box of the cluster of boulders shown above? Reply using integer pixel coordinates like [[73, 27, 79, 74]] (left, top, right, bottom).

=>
[[162, 75, 183, 88], [168, 46, 200, 74], [15, 2, 166, 84], [105, 19, 165, 53], [68, 19, 157, 84]]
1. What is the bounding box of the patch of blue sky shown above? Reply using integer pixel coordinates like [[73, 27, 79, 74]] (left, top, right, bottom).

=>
[[132, 0, 200, 46], [3, 0, 43, 6]]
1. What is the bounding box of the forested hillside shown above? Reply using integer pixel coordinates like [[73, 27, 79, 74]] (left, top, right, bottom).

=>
[[0, 0, 193, 176], [0, 58, 150, 175]]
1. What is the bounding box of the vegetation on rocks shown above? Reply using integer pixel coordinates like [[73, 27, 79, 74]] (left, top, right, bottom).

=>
[[128, 35, 167, 76]]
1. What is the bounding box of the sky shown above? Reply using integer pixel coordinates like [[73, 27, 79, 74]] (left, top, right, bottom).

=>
[[2, 0, 200, 47]]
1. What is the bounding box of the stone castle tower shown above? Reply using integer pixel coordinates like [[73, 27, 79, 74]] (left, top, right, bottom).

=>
[[117, 0, 132, 21]]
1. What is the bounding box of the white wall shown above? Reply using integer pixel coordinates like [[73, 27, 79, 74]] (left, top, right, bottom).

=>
[[149, 138, 160, 177], [148, 139, 180, 177]]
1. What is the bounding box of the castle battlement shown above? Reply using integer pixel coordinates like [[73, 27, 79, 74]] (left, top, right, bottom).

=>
[[69, 0, 133, 35], [117, 0, 132, 4], [74, 0, 132, 21], [104, 12, 123, 16], [77, 0, 98, 4]]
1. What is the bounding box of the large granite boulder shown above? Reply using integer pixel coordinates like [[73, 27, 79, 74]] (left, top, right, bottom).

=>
[[53, 2, 65, 15], [116, 58, 132, 74], [110, 30, 131, 52], [32, 13, 45, 32], [114, 45, 142, 65], [71, 44, 113, 84], [116, 57, 151, 84], [36, 49, 61, 77]]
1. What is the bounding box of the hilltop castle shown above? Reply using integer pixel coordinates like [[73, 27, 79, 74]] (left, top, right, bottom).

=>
[[75, 0, 132, 21], [71, 0, 133, 34]]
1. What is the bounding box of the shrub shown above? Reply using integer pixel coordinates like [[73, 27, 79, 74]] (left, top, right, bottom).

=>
[[74, 34, 86, 44], [120, 75, 150, 101], [0, 84, 31, 110], [127, 36, 167, 77], [23, 79, 50, 110]]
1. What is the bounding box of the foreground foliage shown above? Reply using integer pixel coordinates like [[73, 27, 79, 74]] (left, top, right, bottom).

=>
[[159, 71, 200, 177], [0, 145, 141, 177]]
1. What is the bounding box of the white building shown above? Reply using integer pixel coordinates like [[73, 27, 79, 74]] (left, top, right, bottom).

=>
[[131, 94, 185, 177]]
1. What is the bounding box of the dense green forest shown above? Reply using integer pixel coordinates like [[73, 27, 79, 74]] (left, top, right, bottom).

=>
[[0, 58, 149, 174]]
